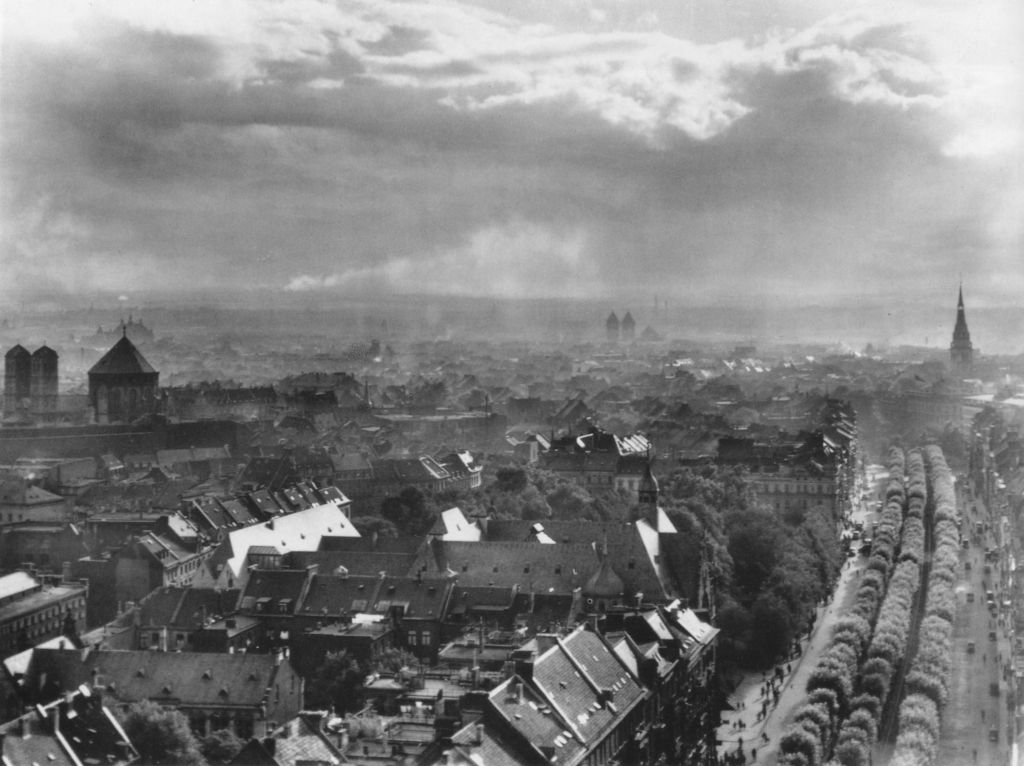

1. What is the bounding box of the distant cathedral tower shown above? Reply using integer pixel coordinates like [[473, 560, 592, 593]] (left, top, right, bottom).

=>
[[949, 284, 973, 370], [606, 311, 620, 342], [620, 311, 635, 342]]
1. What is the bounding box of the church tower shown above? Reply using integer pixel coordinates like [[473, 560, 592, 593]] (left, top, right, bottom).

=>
[[605, 311, 620, 342], [949, 284, 973, 370]]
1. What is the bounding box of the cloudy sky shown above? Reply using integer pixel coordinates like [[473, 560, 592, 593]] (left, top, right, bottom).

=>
[[2, 0, 1022, 306]]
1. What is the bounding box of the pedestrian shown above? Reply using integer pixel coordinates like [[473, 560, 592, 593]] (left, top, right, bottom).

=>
[[762, 732, 769, 744], [751, 747, 757, 761]]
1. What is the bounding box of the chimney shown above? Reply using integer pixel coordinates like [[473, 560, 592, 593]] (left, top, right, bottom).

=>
[[511, 649, 536, 682], [61, 561, 72, 583], [514, 681, 524, 704], [474, 723, 484, 746]]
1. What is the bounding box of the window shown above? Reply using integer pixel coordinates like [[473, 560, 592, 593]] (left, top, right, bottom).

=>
[[409, 632, 418, 646], [421, 631, 431, 646]]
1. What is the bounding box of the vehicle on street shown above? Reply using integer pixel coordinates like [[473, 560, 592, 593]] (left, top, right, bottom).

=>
[[967, 641, 976, 653], [989, 631, 997, 641], [990, 683, 1000, 697], [967, 592, 975, 603], [990, 726, 999, 742]]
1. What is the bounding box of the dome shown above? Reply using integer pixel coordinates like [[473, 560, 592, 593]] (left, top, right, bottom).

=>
[[584, 556, 624, 600]]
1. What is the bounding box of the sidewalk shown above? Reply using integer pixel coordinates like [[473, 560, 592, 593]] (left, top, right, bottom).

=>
[[716, 556, 863, 764]]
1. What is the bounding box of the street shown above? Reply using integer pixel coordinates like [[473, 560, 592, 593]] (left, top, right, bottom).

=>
[[937, 478, 1013, 766]]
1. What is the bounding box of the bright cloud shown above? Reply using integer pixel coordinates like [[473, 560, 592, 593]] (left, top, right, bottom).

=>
[[1, 0, 1021, 308]]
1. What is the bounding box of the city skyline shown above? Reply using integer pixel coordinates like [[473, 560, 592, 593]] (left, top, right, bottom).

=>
[[2, 1, 1022, 309]]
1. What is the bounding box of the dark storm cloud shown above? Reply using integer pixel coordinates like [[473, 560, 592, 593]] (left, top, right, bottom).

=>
[[1, 1, 1020, 302]]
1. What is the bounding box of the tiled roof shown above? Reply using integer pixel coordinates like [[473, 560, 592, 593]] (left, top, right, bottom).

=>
[[448, 712, 544, 765], [202, 502, 359, 585], [27, 648, 284, 709], [486, 676, 582, 765], [372, 576, 451, 619], [296, 574, 382, 617], [485, 520, 669, 599], [88, 335, 156, 376], [240, 569, 311, 613], [287, 550, 420, 578], [266, 714, 344, 765], [0, 714, 76, 766], [414, 541, 599, 592]]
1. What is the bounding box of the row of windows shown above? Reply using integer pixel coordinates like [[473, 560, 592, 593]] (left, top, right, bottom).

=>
[[759, 482, 834, 495], [407, 630, 433, 646]]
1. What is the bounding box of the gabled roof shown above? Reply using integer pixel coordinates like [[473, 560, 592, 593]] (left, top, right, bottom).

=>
[[199, 502, 359, 587], [88, 335, 156, 376], [485, 520, 671, 599], [27, 648, 285, 709], [240, 568, 311, 613], [416, 540, 599, 592]]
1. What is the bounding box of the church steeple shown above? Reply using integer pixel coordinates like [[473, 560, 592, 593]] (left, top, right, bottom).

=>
[[949, 282, 973, 369]]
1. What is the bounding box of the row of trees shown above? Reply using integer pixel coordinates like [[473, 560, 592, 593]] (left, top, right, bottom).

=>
[[833, 450, 927, 766], [778, 447, 907, 766], [891, 446, 958, 766]]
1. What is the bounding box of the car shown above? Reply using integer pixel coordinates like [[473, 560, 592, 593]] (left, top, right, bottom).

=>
[[990, 726, 999, 742], [990, 683, 1000, 697], [967, 592, 975, 603], [989, 631, 997, 641], [962, 539, 970, 549], [965, 561, 972, 571], [984, 565, 992, 575], [967, 641, 976, 653]]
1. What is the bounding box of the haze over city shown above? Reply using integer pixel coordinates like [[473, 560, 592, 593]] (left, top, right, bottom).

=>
[[2, 0, 1023, 348]]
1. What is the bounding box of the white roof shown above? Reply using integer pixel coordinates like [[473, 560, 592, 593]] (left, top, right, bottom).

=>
[[440, 507, 482, 541], [0, 571, 37, 601], [205, 501, 359, 586]]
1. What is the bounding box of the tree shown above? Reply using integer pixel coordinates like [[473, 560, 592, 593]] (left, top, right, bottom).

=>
[[494, 466, 528, 493], [304, 651, 366, 713], [351, 514, 399, 541], [200, 728, 243, 764], [120, 700, 205, 766]]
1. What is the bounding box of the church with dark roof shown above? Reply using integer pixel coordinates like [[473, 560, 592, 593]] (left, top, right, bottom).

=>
[[88, 332, 159, 424]]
